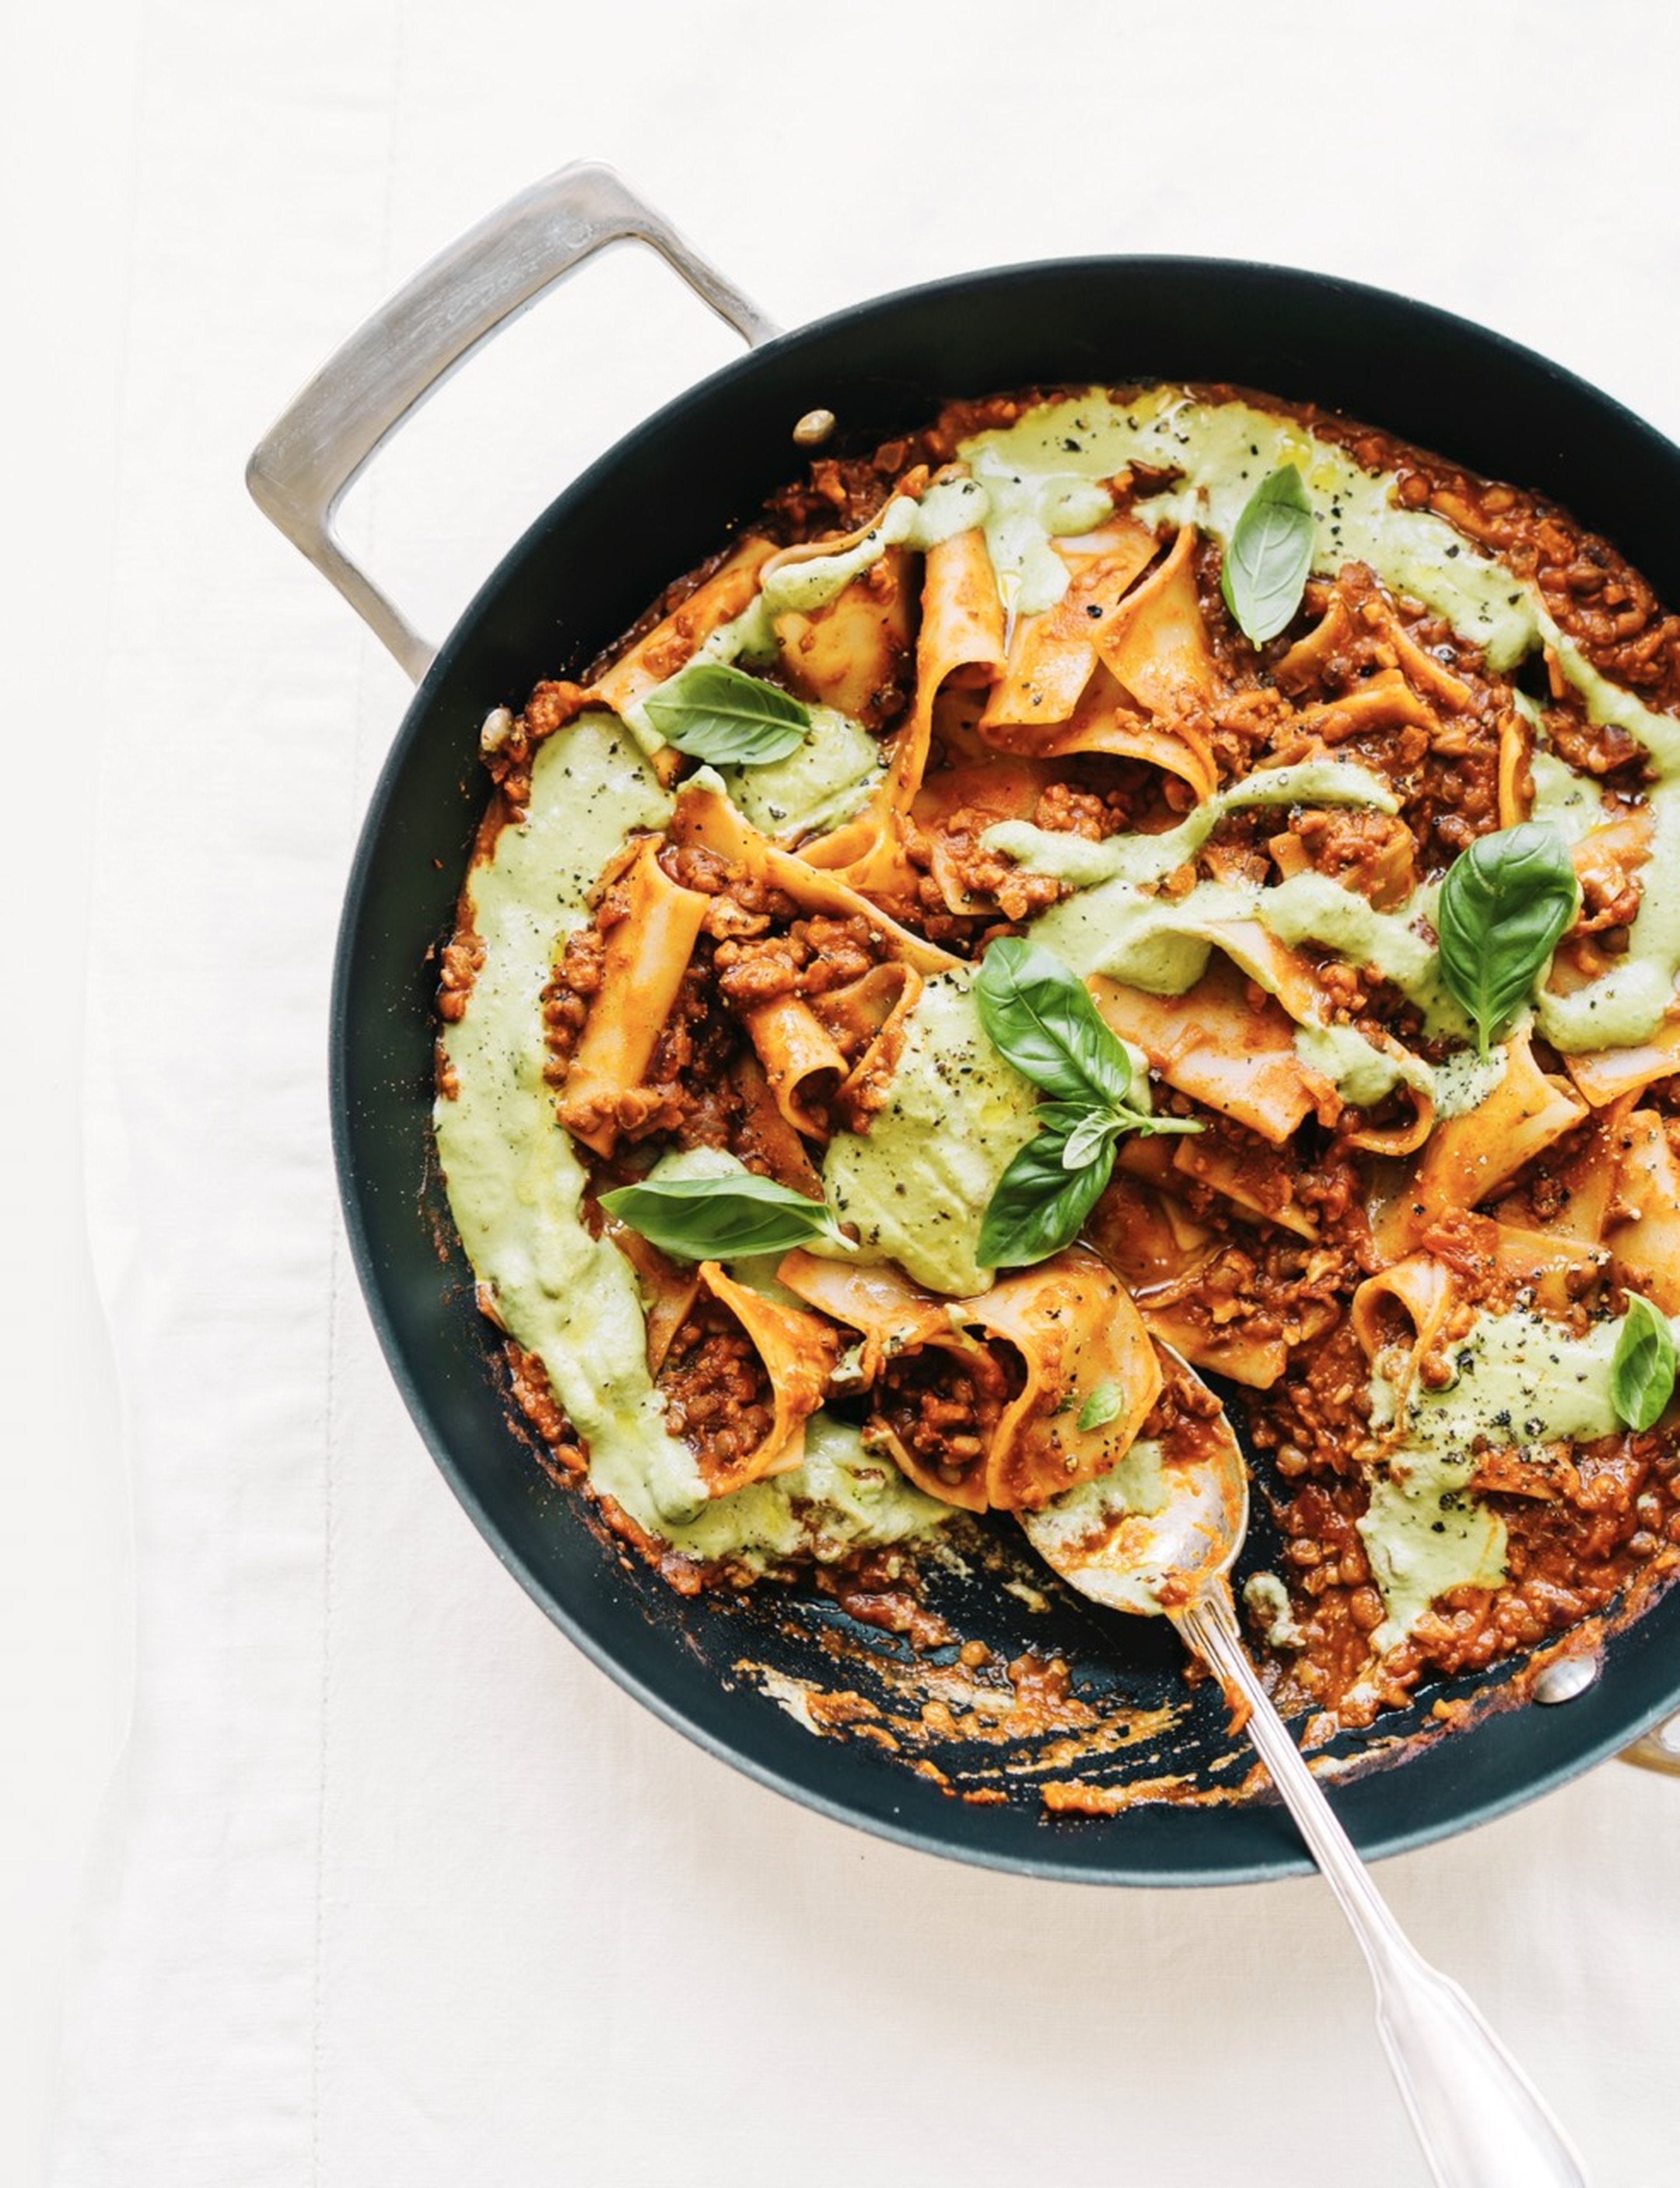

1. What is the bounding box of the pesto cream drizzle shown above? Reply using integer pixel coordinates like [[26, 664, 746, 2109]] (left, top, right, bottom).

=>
[[720, 705, 882, 842], [983, 758, 1400, 891], [1359, 1301, 1673, 1648], [434, 711, 945, 1561], [990, 767, 1474, 1112], [959, 389, 1539, 668], [822, 969, 1040, 1299]]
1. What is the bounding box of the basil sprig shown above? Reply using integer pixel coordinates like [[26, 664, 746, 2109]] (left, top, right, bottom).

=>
[[1435, 822, 1578, 1059], [1220, 464, 1316, 645], [974, 939, 1198, 1269], [642, 660, 810, 765], [1610, 1294, 1677, 1432], [600, 1173, 851, 1261]]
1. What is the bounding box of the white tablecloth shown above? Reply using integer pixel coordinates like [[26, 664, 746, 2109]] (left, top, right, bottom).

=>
[[43, 2, 1680, 2180]]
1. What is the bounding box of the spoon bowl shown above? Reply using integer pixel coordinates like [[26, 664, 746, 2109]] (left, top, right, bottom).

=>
[[1021, 1369, 1248, 1616]]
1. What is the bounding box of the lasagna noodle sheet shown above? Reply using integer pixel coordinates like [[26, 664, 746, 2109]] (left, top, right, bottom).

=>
[[960, 1248, 1163, 1510], [819, 961, 923, 1122], [1482, 1219, 1606, 1314], [1410, 1031, 1588, 1220], [1341, 1068, 1435, 1157], [1351, 1252, 1458, 1404], [979, 518, 1158, 730], [742, 998, 848, 1137], [1604, 1108, 1680, 1313], [1297, 666, 1438, 746], [558, 839, 709, 1156], [672, 1261, 836, 1499], [727, 1052, 827, 1196], [1563, 1017, 1680, 1105], [799, 522, 1008, 888], [593, 537, 779, 766], [774, 1252, 997, 1511], [766, 545, 915, 724], [777, 1246, 1163, 1511], [606, 1224, 700, 1378], [1169, 1131, 1319, 1239], [666, 777, 957, 976], [744, 968, 924, 1139], [1496, 1111, 1624, 1248], [1091, 961, 1326, 1145], [1135, 1301, 1289, 1392], [1497, 705, 1533, 827], [979, 665, 1218, 803], [1094, 527, 1220, 717]]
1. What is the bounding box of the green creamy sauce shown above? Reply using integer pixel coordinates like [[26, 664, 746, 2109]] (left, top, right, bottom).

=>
[[1527, 642, 1680, 1050], [960, 389, 1540, 668], [1529, 747, 1606, 847], [1242, 1571, 1305, 1650], [1429, 1041, 1512, 1120], [1033, 1437, 1169, 1533], [1004, 775, 1474, 1110], [1292, 1023, 1424, 1111], [984, 759, 1399, 891], [989, 768, 1455, 1011], [757, 476, 990, 615], [720, 704, 882, 841], [1536, 788, 1680, 1051], [822, 970, 1039, 1298], [1359, 1303, 1666, 1648], [434, 712, 945, 1560], [1018, 833, 1492, 1114]]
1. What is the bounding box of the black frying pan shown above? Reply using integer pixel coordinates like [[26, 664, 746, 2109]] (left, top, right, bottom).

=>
[[250, 162, 1680, 1883]]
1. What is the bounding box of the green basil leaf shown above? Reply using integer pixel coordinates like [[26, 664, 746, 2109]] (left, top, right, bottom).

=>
[[642, 660, 810, 765], [974, 937, 1133, 1105], [1058, 1107, 1124, 1171], [600, 1173, 849, 1261], [976, 1128, 1115, 1269], [1611, 1293, 1677, 1432], [1220, 464, 1315, 645], [1435, 822, 1578, 1059], [1077, 1380, 1122, 1432], [1036, 1096, 1203, 1159]]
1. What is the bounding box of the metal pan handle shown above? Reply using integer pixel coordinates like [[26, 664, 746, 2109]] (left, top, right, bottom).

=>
[[245, 161, 780, 684], [1620, 1709, 1680, 1775]]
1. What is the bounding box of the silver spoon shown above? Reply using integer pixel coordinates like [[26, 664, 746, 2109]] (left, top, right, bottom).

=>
[[1020, 1351, 1592, 2188]]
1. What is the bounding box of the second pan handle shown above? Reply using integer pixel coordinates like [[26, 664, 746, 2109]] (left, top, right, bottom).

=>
[[245, 161, 780, 684]]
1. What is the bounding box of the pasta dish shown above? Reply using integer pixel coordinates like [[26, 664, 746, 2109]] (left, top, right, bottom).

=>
[[434, 384, 1680, 1746]]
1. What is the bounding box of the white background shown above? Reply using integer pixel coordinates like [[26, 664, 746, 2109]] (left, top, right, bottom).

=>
[[6, 0, 1680, 2182]]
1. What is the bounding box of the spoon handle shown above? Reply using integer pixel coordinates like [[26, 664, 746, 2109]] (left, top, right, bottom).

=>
[[1174, 1586, 1592, 2188]]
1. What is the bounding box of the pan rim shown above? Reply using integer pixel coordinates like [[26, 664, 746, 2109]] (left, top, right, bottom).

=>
[[329, 249, 1680, 1884]]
